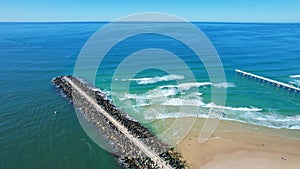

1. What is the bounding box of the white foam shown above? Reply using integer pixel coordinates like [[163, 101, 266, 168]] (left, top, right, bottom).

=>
[[120, 87, 179, 101], [144, 111, 207, 120], [136, 103, 151, 107], [161, 98, 205, 106], [119, 87, 180, 109], [143, 107, 300, 130], [140, 100, 300, 130], [179, 82, 212, 90], [223, 110, 300, 130], [134, 98, 151, 107], [212, 82, 236, 88], [194, 92, 203, 96], [122, 74, 185, 85], [160, 82, 235, 90], [147, 87, 179, 99], [290, 75, 300, 78], [160, 82, 211, 90], [202, 102, 263, 112], [119, 93, 140, 100], [289, 125, 300, 129]]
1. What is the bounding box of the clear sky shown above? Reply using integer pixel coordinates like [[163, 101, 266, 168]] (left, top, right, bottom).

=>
[[0, 0, 300, 22]]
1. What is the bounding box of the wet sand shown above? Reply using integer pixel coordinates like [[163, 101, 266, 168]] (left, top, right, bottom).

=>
[[154, 118, 300, 169]]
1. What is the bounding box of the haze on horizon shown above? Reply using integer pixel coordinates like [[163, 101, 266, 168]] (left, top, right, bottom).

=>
[[0, 0, 299, 23]]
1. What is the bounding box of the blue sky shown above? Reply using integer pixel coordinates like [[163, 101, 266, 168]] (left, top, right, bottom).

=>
[[0, 0, 299, 22]]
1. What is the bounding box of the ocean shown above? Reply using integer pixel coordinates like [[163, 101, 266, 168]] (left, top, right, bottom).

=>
[[1, 22, 300, 168]]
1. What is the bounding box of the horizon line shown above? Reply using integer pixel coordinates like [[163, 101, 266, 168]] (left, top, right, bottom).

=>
[[1, 20, 300, 24]]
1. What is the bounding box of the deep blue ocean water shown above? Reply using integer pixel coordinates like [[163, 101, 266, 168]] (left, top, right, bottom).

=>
[[1, 22, 300, 168]]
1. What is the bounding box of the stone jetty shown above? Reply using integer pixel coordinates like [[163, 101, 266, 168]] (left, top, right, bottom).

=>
[[52, 75, 187, 169]]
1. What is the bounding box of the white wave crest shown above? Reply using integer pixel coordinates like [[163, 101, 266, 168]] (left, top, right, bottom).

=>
[[203, 102, 263, 112], [290, 75, 300, 78], [122, 74, 185, 85], [134, 98, 151, 107], [147, 87, 179, 98], [119, 93, 140, 101], [194, 92, 203, 96], [178, 82, 212, 90], [212, 82, 236, 88], [143, 106, 300, 130], [144, 112, 203, 120], [160, 82, 235, 90], [161, 98, 205, 106], [225, 111, 300, 129], [119, 87, 179, 102]]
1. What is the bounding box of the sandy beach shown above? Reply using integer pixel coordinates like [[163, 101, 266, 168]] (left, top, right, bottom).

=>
[[165, 118, 300, 169]]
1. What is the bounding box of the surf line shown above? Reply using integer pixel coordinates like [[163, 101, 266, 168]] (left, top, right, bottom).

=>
[[52, 75, 187, 169], [236, 69, 300, 93]]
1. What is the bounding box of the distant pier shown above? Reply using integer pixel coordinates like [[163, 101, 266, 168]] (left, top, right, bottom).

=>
[[235, 69, 300, 93]]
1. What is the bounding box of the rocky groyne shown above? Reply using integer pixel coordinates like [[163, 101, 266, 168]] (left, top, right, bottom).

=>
[[52, 75, 187, 169]]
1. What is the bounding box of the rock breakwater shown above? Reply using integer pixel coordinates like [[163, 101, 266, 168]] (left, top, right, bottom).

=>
[[52, 75, 187, 169]]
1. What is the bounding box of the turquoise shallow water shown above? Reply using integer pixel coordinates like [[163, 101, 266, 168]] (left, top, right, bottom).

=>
[[1, 22, 300, 168]]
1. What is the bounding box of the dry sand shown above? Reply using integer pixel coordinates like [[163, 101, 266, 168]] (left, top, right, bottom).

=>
[[171, 118, 300, 169]]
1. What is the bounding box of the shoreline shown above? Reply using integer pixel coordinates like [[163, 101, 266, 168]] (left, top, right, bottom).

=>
[[169, 118, 300, 169]]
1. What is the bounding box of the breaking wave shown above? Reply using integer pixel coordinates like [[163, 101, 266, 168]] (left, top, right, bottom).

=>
[[160, 82, 211, 90], [223, 111, 300, 130], [160, 82, 235, 90], [143, 103, 300, 130], [161, 98, 205, 106], [119, 74, 235, 89], [120, 87, 179, 101], [290, 75, 300, 85], [212, 82, 236, 88], [121, 74, 185, 85], [290, 75, 300, 78], [203, 102, 263, 112], [117, 80, 298, 130]]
